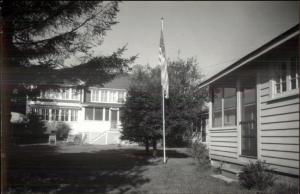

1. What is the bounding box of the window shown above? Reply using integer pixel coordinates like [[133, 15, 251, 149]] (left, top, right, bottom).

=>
[[95, 108, 103, 120], [273, 57, 299, 95], [110, 90, 118, 102], [290, 57, 299, 90], [212, 87, 222, 127], [118, 91, 126, 103], [105, 108, 110, 121], [212, 87, 237, 127], [71, 89, 79, 100], [223, 88, 237, 126], [51, 109, 59, 121], [70, 110, 78, 121], [41, 109, 46, 120], [62, 89, 69, 100], [101, 90, 108, 102], [85, 107, 105, 121], [61, 109, 69, 121], [91, 89, 100, 102], [85, 108, 93, 120]]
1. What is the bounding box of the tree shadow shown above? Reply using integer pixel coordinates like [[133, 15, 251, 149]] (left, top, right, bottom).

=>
[[156, 149, 189, 158], [7, 145, 151, 194]]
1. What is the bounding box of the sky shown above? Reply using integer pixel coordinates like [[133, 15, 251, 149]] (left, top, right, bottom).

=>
[[92, 1, 298, 80]]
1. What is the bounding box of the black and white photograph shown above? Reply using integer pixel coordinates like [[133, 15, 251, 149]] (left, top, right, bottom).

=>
[[1, 1, 299, 193]]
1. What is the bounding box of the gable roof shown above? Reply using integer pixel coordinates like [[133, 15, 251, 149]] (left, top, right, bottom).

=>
[[198, 24, 299, 89]]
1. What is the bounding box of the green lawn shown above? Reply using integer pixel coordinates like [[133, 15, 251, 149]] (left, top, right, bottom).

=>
[[6, 144, 295, 194]]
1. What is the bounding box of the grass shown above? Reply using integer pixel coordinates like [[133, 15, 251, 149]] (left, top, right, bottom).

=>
[[5, 144, 297, 194]]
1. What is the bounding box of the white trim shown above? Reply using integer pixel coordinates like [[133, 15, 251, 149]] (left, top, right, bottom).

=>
[[269, 58, 299, 101], [236, 78, 242, 156], [268, 89, 299, 102], [256, 71, 262, 160]]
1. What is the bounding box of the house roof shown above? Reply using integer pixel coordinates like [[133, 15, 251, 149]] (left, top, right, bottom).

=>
[[198, 24, 299, 89], [37, 74, 130, 90], [102, 74, 130, 90]]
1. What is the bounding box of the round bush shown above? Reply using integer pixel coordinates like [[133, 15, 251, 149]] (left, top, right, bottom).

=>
[[238, 160, 276, 190]]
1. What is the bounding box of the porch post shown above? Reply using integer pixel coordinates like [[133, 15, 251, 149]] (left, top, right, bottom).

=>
[[236, 78, 242, 156], [208, 86, 213, 143], [256, 70, 262, 160]]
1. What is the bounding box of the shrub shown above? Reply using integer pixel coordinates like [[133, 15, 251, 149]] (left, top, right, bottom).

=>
[[189, 139, 210, 168], [239, 160, 276, 190], [55, 123, 71, 140], [11, 112, 48, 144]]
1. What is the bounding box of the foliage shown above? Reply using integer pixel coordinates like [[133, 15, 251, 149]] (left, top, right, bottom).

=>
[[121, 65, 161, 153], [166, 58, 207, 146], [121, 58, 207, 150], [1, 0, 136, 107], [189, 139, 210, 168], [238, 160, 276, 190], [54, 123, 71, 140], [12, 112, 48, 144], [2, 1, 120, 68]]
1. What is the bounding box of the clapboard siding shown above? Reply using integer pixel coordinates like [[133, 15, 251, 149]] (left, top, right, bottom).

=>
[[258, 69, 299, 176], [267, 164, 299, 176], [261, 136, 299, 144], [261, 97, 299, 109], [209, 141, 238, 148], [260, 87, 270, 96], [261, 143, 299, 152], [209, 127, 239, 162], [261, 104, 299, 117], [261, 150, 299, 160], [209, 132, 237, 137], [210, 145, 238, 153], [261, 156, 299, 169], [261, 129, 299, 137], [210, 150, 237, 159], [261, 95, 271, 103], [261, 112, 298, 123], [261, 121, 299, 130]]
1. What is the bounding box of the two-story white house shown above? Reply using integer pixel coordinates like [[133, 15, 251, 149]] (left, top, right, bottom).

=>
[[26, 75, 129, 145]]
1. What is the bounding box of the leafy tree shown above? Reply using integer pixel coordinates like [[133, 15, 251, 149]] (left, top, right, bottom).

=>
[[121, 65, 161, 155], [121, 58, 207, 154], [166, 58, 207, 146]]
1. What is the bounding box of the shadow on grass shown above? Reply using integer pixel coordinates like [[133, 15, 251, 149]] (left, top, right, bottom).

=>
[[7, 145, 153, 194], [156, 149, 189, 158]]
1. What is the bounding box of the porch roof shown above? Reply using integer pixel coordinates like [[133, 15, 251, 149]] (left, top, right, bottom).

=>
[[198, 24, 299, 89]]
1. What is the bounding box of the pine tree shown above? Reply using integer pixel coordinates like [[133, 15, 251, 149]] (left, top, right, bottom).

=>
[[0, 2, 135, 190]]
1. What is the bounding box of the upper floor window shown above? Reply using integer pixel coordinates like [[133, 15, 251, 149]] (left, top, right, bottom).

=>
[[71, 89, 80, 100], [101, 90, 108, 102], [273, 57, 299, 95], [40, 88, 80, 100], [91, 89, 126, 103], [212, 87, 237, 128]]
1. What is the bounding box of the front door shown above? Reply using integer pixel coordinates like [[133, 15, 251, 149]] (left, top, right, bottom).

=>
[[240, 78, 257, 157], [111, 109, 118, 130]]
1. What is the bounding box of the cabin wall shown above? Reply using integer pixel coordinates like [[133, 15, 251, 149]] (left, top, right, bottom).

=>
[[258, 63, 299, 176], [207, 62, 299, 176]]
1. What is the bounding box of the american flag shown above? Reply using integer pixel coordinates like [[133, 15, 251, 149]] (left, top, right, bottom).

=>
[[159, 25, 169, 99]]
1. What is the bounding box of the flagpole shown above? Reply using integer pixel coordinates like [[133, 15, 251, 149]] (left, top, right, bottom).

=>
[[161, 17, 166, 164]]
